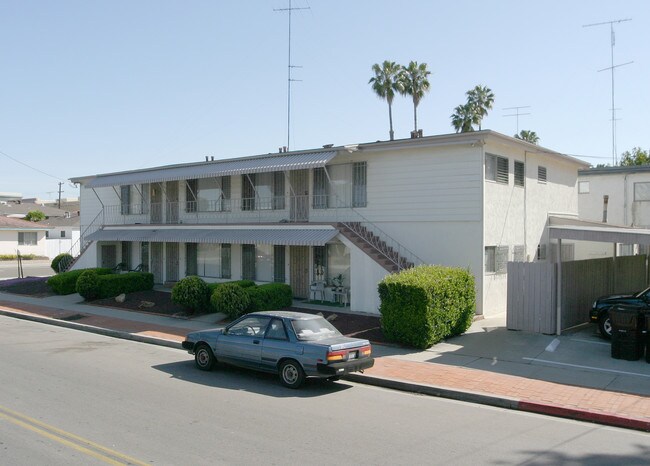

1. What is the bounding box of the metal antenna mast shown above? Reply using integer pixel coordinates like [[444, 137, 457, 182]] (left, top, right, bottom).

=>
[[503, 106, 531, 135], [583, 18, 632, 165], [274, 0, 310, 151]]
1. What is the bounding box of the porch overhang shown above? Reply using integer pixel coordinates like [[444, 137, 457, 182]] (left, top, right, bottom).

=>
[[84, 151, 337, 188], [86, 226, 339, 246], [548, 220, 650, 245]]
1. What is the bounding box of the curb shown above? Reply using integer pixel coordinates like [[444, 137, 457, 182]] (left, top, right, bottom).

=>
[[0, 309, 183, 350]]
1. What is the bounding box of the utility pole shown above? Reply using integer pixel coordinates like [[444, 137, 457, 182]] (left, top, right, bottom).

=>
[[57, 182, 63, 209], [503, 106, 531, 135], [583, 18, 632, 166], [274, 0, 310, 151]]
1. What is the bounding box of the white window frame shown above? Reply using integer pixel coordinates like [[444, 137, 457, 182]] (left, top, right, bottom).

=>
[[18, 231, 38, 246], [538, 166, 547, 184], [578, 181, 590, 194], [486, 153, 509, 184]]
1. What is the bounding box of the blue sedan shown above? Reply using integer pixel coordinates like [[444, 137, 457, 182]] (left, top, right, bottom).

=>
[[182, 310, 374, 388]]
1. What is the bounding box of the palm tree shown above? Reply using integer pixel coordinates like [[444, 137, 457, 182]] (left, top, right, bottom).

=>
[[515, 130, 540, 144], [450, 103, 475, 133], [369, 61, 403, 141], [400, 61, 431, 133], [466, 85, 494, 130]]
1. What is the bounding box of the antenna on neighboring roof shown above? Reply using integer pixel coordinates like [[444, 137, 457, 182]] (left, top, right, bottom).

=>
[[274, 0, 310, 151], [502, 106, 531, 134], [583, 18, 633, 166]]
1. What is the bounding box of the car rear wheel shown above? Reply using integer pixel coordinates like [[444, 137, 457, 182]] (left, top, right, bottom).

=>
[[279, 359, 305, 389], [194, 344, 216, 371], [598, 313, 612, 339]]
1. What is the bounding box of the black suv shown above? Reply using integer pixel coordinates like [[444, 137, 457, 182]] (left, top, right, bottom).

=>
[[591, 286, 650, 338]]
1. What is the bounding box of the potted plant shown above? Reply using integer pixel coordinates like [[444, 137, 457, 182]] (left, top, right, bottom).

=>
[[332, 273, 345, 292]]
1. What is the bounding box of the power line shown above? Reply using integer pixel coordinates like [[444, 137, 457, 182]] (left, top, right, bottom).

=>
[[0, 148, 66, 181]]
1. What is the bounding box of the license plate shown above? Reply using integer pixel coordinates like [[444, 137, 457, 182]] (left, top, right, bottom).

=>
[[348, 351, 357, 360]]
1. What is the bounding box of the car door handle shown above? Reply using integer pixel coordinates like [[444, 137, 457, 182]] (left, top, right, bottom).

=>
[[253, 340, 260, 344]]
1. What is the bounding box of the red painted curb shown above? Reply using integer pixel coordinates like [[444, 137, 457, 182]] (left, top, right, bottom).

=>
[[518, 401, 650, 432]]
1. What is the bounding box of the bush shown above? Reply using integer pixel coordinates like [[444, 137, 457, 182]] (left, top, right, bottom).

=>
[[206, 279, 256, 294], [76, 270, 101, 300], [94, 272, 154, 299], [210, 283, 251, 319], [47, 268, 113, 295], [172, 276, 210, 313], [51, 253, 74, 273], [246, 283, 293, 312], [378, 265, 475, 349]]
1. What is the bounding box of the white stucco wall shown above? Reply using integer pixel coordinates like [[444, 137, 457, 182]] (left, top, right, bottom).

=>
[[0, 230, 47, 256]]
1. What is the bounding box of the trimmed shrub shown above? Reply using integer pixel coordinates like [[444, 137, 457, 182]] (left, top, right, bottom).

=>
[[47, 268, 112, 295], [172, 276, 210, 313], [210, 283, 251, 319], [378, 265, 475, 349], [51, 253, 74, 273], [76, 270, 101, 300], [95, 272, 154, 299], [246, 283, 293, 312], [206, 279, 256, 294]]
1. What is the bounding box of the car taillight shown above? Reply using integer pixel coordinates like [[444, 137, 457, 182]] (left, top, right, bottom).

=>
[[360, 345, 372, 356], [327, 350, 346, 361]]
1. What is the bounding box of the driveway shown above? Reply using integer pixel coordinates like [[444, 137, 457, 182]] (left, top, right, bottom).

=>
[[373, 313, 650, 397], [0, 260, 53, 280]]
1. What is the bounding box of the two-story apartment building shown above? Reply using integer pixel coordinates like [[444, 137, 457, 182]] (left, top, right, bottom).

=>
[[576, 166, 650, 259], [70, 130, 588, 316]]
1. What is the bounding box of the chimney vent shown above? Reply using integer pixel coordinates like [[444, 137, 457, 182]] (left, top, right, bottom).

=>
[[211, 156, 214, 161], [205, 156, 209, 161]]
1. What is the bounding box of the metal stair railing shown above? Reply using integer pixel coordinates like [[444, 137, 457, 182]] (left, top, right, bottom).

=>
[[60, 209, 104, 272]]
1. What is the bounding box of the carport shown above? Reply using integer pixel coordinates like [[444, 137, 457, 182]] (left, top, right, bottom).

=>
[[549, 216, 650, 335]]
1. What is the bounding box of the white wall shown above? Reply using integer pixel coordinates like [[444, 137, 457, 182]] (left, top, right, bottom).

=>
[[0, 230, 47, 256]]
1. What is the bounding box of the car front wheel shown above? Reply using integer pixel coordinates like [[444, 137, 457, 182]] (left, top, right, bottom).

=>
[[279, 359, 305, 389], [598, 313, 612, 339], [194, 344, 216, 371]]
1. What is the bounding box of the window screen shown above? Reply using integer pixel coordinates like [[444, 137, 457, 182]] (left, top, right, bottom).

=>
[[578, 181, 590, 194], [486, 154, 508, 184], [514, 161, 525, 187], [538, 166, 547, 183], [634, 182, 650, 201], [352, 162, 367, 207]]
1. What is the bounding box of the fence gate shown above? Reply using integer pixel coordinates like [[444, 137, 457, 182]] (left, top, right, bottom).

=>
[[507, 262, 556, 334]]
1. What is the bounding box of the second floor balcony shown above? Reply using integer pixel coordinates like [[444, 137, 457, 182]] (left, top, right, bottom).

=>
[[102, 194, 366, 226]]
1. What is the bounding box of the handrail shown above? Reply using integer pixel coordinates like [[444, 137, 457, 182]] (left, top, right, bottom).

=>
[[60, 209, 104, 271]]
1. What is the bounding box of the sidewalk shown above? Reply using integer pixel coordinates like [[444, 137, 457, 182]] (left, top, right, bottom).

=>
[[1, 291, 649, 432]]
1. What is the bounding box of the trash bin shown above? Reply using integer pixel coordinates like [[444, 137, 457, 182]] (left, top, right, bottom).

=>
[[609, 305, 643, 361]]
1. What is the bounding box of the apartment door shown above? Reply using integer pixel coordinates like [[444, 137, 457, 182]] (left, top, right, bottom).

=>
[[150, 183, 163, 223], [100, 245, 117, 269], [151, 242, 164, 284], [166, 243, 179, 283], [289, 246, 310, 299], [290, 170, 309, 222], [166, 181, 179, 224]]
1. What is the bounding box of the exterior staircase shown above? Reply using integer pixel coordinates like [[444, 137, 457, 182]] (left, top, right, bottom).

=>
[[336, 222, 420, 273]]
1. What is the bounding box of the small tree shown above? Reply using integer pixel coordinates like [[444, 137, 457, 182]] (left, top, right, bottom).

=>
[[171, 276, 210, 314], [450, 85, 495, 133], [514, 130, 540, 145], [619, 147, 650, 166], [24, 210, 46, 222]]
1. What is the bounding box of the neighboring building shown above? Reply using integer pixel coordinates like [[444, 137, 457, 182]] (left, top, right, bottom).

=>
[[70, 130, 588, 316], [576, 166, 650, 259], [0, 216, 49, 257], [37, 214, 81, 259]]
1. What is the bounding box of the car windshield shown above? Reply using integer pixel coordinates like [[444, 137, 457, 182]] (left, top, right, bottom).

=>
[[635, 286, 650, 298], [291, 316, 342, 341]]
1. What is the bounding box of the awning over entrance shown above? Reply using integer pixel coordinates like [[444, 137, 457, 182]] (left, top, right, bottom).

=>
[[86, 227, 339, 246], [85, 151, 337, 188]]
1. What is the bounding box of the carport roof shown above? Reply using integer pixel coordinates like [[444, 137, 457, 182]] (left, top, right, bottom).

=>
[[548, 216, 650, 245]]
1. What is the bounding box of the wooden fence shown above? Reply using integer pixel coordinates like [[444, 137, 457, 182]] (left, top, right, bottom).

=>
[[507, 255, 648, 334]]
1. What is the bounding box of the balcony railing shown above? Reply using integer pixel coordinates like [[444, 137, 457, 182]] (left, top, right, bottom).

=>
[[103, 195, 360, 226]]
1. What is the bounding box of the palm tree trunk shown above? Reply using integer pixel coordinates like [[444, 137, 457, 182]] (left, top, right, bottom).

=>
[[413, 98, 418, 132], [388, 102, 394, 140]]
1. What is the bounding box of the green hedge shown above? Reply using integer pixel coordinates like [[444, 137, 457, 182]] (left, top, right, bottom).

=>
[[210, 283, 251, 319], [246, 283, 293, 312], [171, 276, 210, 313], [92, 272, 154, 299], [47, 268, 113, 295], [51, 253, 73, 273], [378, 265, 475, 349], [206, 280, 256, 294]]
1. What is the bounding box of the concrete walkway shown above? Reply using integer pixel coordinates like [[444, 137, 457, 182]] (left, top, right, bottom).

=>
[[1, 290, 649, 432]]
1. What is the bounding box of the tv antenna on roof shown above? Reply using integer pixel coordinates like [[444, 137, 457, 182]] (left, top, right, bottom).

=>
[[583, 18, 633, 166], [274, 0, 310, 151], [503, 106, 531, 135]]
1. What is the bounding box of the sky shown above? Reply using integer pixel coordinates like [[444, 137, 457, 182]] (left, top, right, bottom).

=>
[[1, 0, 649, 200]]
